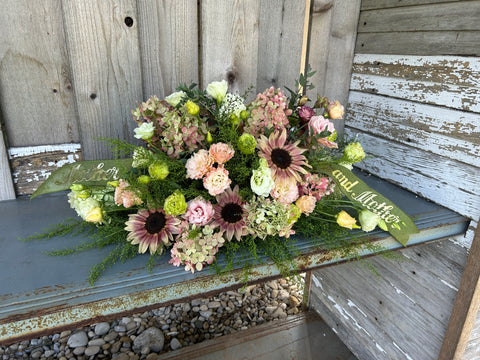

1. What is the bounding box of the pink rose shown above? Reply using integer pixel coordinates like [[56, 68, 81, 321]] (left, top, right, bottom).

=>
[[209, 142, 234, 164], [203, 167, 231, 196], [185, 197, 215, 225]]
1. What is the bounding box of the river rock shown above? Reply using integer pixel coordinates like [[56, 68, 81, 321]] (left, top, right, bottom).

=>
[[67, 331, 88, 348], [133, 327, 164, 353]]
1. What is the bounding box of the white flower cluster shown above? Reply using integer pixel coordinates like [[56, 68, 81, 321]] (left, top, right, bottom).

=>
[[219, 93, 246, 122]]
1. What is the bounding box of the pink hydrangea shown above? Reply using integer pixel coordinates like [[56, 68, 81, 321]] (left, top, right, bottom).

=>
[[184, 197, 215, 226], [114, 180, 143, 208], [203, 167, 231, 196], [296, 195, 316, 215], [244, 87, 292, 137], [270, 178, 299, 205], [186, 150, 214, 179], [209, 142, 234, 164]]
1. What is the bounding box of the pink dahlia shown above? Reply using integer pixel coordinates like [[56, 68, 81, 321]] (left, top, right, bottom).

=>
[[203, 167, 231, 196], [184, 197, 215, 226], [209, 142, 234, 164], [185, 149, 214, 179], [212, 186, 248, 241], [125, 208, 181, 254], [257, 129, 310, 183]]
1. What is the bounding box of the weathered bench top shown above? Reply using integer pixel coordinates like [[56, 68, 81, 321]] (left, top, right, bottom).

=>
[[0, 171, 469, 344]]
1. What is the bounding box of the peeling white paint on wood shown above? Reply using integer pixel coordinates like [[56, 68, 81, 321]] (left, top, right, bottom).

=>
[[8, 143, 81, 195]]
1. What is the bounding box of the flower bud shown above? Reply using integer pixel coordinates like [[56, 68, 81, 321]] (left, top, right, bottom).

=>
[[327, 100, 345, 119], [336, 210, 361, 230], [298, 95, 309, 106], [206, 131, 213, 144], [229, 114, 240, 125], [148, 161, 169, 180], [85, 207, 103, 224], [185, 100, 200, 115], [76, 190, 91, 199], [240, 110, 249, 120], [164, 190, 187, 216], [137, 175, 151, 184], [107, 180, 120, 187], [314, 96, 328, 109], [70, 184, 84, 191], [238, 133, 257, 155]]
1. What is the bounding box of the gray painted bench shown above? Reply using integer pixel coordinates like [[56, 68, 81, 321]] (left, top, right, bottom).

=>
[[0, 171, 469, 345]]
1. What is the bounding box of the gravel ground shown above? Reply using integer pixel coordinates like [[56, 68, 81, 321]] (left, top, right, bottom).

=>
[[0, 276, 305, 359]]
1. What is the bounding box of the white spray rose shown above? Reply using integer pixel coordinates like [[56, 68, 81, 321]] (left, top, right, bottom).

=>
[[206, 80, 228, 103], [133, 122, 155, 140], [250, 161, 274, 197], [165, 91, 186, 107]]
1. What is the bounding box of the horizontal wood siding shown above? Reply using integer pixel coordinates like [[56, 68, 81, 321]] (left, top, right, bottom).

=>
[[309, 1, 480, 359], [356, 1, 480, 55]]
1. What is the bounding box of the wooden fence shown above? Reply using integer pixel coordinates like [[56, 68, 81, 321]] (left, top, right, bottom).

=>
[[0, 0, 360, 199]]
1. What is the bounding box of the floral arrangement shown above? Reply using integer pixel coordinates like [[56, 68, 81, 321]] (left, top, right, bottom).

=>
[[30, 69, 417, 283]]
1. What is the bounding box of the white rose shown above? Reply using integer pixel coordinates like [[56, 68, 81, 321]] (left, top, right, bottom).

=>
[[133, 122, 155, 140], [206, 80, 228, 102], [165, 91, 186, 106], [250, 167, 274, 197]]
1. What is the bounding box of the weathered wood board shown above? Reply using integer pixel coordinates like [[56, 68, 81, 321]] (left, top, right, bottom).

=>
[[136, 0, 199, 99], [8, 144, 81, 196], [0, 128, 15, 200], [310, 238, 469, 360], [0, 0, 79, 147], [62, 0, 143, 160]]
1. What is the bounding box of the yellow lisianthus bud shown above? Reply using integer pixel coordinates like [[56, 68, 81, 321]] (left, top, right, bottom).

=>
[[70, 184, 84, 191], [206, 131, 213, 144], [85, 207, 103, 223], [148, 161, 169, 180], [185, 100, 200, 115], [76, 190, 91, 199], [336, 210, 361, 230], [240, 110, 249, 120], [107, 180, 120, 187]]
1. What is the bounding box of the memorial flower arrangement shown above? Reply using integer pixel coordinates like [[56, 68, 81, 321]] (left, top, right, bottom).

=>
[[30, 69, 418, 284]]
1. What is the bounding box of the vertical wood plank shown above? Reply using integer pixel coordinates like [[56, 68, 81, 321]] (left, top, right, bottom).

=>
[[200, 0, 260, 94], [62, 0, 143, 160], [256, 0, 307, 92], [308, 0, 361, 133], [0, 0, 79, 147], [440, 221, 480, 360], [0, 127, 15, 201], [137, 0, 199, 99]]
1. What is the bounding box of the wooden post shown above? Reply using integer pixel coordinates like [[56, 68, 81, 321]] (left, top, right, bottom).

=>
[[0, 125, 15, 200], [439, 220, 480, 360]]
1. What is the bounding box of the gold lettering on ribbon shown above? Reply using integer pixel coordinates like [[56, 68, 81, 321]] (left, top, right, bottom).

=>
[[54, 163, 121, 186]]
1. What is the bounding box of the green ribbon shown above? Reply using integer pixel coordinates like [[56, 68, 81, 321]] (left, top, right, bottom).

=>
[[31, 159, 133, 199], [314, 163, 419, 246]]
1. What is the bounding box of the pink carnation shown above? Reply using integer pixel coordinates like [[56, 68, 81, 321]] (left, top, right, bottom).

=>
[[296, 195, 316, 215], [114, 180, 143, 208], [308, 116, 338, 148], [270, 178, 299, 205], [184, 197, 215, 225], [203, 167, 231, 196], [186, 149, 214, 179], [209, 142, 234, 164]]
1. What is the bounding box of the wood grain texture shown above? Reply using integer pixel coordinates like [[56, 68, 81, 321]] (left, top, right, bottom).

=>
[[356, 31, 480, 56], [351, 54, 480, 113], [310, 239, 468, 360], [440, 222, 480, 360], [358, 2, 480, 33], [200, 0, 260, 95], [0, 0, 79, 147], [62, 0, 143, 160], [137, 0, 198, 99], [308, 0, 361, 133], [256, 0, 306, 92], [346, 92, 480, 167], [0, 128, 15, 200], [361, 0, 459, 10], [8, 144, 81, 195]]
